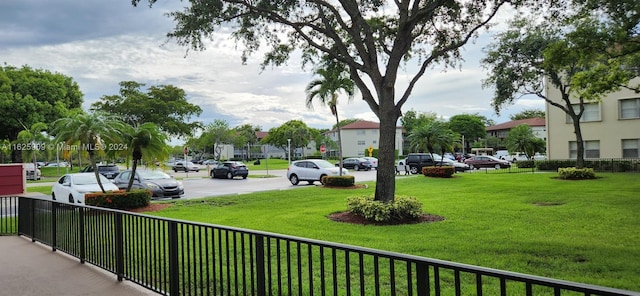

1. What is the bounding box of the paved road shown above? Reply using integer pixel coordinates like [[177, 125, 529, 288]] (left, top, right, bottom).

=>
[[168, 168, 380, 200], [27, 168, 382, 201]]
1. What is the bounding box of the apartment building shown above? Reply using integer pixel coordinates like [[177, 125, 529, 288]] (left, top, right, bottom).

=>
[[486, 118, 547, 141], [325, 120, 405, 157], [545, 77, 640, 159]]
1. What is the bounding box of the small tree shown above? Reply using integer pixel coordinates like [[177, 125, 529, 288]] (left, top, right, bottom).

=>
[[51, 112, 126, 192], [306, 58, 356, 175], [121, 122, 169, 192], [504, 124, 545, 159]]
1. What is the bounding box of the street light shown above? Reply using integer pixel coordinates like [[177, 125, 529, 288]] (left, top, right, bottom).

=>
[[287, 138, 291, 165]]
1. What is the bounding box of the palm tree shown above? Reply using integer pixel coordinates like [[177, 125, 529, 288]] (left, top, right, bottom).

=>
[[305, 59, 356, 175], [15, 122, 48, 167], [505, 124, 544, 159], [408, 121, 459, 166], [51, 112, 126, 192], [122, 122, 169, 191]]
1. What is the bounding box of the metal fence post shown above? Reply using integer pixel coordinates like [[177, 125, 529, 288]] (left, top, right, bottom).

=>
[[51, 202, 57, 251], [416, 262, 430, 296], [79, 208, 85, 264], [115, 212, 124, 281], [169, 221, 180, 296], [255, 235, 267, 296]]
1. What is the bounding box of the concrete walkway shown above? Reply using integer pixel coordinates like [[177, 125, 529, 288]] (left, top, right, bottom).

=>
[[0, 236, 157, 296]]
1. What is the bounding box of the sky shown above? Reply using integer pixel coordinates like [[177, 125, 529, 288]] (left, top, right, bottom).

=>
[[1, 0, 545, 139]]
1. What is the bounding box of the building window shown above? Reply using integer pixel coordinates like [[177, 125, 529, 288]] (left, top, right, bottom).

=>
[[566, 103, 600, 123], [622, 139, 640, 158], [357, 130, 366, 135], [357, 140, 366, 145], [569, 140, 600, 158], [620, 98, 640, 119]]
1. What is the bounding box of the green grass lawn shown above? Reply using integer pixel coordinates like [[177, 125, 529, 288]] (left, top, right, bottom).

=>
[[144, 172, 640, 292]]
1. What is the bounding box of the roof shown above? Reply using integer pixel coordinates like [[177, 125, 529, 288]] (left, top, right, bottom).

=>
[[486, 118, 546, 131], [341, 120, 381, 129]]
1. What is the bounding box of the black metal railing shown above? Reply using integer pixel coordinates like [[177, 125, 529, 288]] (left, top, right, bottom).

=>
[[2, 196, 639, 296]]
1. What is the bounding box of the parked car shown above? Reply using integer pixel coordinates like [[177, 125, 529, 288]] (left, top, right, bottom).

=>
[[201, 159, 219, 166], [405, 153, 440, 174], [24, 163, 41, 180], [113, 169, 184, 199], [81, 164, 120, 179], [337, 158, 372, 171], [362, 157, 378, 169], [45, 161, 69, 167], [210, 161, 249, 179], [533, 153, 547, 160], [172, 161, 200, 172], [287, 159, 349, 185], [51, 173, 119, 204], [464, 155, 511, 169], [435, 159, 470, 172]]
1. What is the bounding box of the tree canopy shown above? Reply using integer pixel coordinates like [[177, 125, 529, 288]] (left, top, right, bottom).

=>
[[510, 109, 546, 121], [0, 64, 83, 144], [133, 0, 524, 202], [481, 8, 640, 167], [91, 81, 203, 138], [262, 120, 312, 159]]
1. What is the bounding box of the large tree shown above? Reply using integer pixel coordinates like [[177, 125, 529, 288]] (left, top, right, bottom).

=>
[[306, 58, 356, 175], [199, 120, 234, 162], [262, 120, 312, 161], [133, 0, 524, 202], [91, 81, 203, 138], [447, 114, 486, 153], [0, 65, 83, 160], [482, 14, 639, 168]]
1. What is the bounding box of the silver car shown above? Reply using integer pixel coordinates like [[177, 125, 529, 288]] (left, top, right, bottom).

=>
[[287, 159, 348, 185]]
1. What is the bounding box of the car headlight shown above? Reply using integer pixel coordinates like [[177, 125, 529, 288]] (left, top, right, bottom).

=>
[[177, 180, 184, 189], [145, 182, 160, 189]]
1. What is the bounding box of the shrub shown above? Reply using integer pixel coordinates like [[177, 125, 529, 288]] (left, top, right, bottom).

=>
[[516, 160, 535, 168], [557, 167, 596, 180], [346, 195, 423, 223], [324, 175, 355, 187], [422, 166, 454, 178], [85, 189, 152, 210]]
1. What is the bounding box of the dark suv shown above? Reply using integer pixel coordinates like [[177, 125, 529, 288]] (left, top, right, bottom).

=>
[[405, 153, 436, 174], [82, 164, 121, 179]]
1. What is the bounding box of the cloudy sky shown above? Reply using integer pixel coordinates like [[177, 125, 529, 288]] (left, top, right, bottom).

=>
[[1, 0, 544, 138]]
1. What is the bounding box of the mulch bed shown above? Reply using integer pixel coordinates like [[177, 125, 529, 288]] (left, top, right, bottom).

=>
[[328, 211, 445, 225]]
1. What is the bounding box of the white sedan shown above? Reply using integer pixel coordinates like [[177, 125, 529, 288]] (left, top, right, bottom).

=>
[[51, 173, 119, 204], [287, 159, 349, 185]]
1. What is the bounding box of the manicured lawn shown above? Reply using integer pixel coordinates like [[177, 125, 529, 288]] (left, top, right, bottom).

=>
[[142, 172, 640, 291], [27, 185, 52, 195]]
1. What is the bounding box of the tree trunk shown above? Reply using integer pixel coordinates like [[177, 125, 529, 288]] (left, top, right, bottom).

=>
[[374, 108, 399, 203], [127, 158, 138, 192], [88, 150, 106, 193], [571, 117, 585, 169]]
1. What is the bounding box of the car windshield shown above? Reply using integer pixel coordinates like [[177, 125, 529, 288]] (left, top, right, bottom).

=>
[[314, 160, 335, 169], [138, 170, 171, 180], [74, 174, 109, 185], [99, 166, 119, 171]]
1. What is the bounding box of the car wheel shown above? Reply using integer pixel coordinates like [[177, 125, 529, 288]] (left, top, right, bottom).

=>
[[410, 166, 418, 174], [174, 169, 178, 172], [68, 194, 74, 204], [320, 175, 328, 185], [210, 171, 215, 178], [242, 175, 247, 179], [289, 174, 299, 185], [354, 165, 360, 171], [226, 172, 233, 179], [195, 169, 199, 172], [495, 164, 501, 170]]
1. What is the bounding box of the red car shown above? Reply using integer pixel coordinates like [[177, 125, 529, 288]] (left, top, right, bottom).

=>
[[464, 155, 511, 170]]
